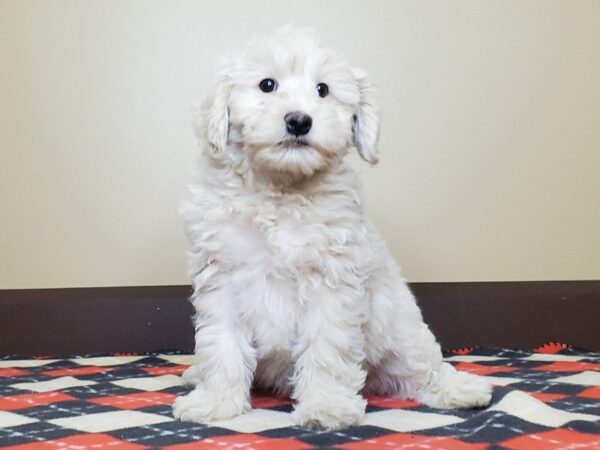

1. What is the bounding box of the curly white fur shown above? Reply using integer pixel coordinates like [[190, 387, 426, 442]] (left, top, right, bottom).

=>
[[173, 26, 492, 430]]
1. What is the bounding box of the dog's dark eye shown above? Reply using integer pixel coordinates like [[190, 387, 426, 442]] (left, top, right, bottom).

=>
[[259, 78, 277, 93], [316, 83, 329, 98]]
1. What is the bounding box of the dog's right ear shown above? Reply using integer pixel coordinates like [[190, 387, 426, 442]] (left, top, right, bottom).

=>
[[206, 76, 231, 153]]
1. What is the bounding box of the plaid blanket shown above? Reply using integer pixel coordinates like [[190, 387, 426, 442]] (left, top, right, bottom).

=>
[[1, 344, 599, 449]]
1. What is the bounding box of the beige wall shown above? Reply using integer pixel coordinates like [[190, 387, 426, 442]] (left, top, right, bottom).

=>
[[1, 0, 599, 289]]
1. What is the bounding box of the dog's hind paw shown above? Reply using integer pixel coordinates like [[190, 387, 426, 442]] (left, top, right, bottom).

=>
[[180, 365, 201, 387], [418, 363, 493, 409], [173, 387, 250, 423], [293, 393, 366, 430]]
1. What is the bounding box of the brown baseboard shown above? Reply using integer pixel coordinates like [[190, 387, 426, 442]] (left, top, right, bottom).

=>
[[0, 281, 598, 355], [0, 286, 194, 356], [412, 281, 599, 351]]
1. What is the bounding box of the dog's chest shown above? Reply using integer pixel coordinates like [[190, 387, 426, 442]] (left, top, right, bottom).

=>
[[219, 201, 320, 354], [239, 197, 340, 271], [198, 187, 365, 352]]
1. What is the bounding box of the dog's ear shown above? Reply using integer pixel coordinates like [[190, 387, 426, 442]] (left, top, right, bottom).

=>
[[352, 68, 380, 164], [206, 75, 231, 153]]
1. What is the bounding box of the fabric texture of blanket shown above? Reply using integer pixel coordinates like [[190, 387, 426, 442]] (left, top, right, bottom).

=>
[[1, 344, 599, 449]]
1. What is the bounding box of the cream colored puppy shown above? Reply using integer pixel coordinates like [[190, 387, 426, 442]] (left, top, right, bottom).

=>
[[173, 26, 491, 430]]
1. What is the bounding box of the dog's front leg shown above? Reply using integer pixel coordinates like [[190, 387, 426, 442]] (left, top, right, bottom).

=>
[[173, 288, 256, 423], [291, 281, 368, 430]]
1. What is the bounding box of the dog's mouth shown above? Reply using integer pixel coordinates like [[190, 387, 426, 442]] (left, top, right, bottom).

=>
[[279, 137, 309, 149]]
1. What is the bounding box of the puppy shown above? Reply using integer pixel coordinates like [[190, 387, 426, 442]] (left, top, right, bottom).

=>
[[173, 26, 492, 430]]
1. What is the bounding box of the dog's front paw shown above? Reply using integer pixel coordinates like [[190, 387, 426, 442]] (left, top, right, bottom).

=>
[[173, 387, 250, 423], [293, 394, 366, 430]]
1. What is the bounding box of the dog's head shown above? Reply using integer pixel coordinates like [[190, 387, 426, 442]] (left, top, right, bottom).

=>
[[202, 26, 379, 181]]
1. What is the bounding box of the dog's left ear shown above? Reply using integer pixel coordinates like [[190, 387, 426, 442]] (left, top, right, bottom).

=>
[[206, 75, 231, 154], [352, 68, 380, 164]]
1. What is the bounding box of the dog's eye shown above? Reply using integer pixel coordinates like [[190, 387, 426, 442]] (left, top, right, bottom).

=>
[[259, 78, 277, 93], [316, 83, 329, 98]]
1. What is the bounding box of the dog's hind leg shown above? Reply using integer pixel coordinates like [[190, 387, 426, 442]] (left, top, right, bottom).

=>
[[363, 254, 492, 409], [180, 364, 201, 387]]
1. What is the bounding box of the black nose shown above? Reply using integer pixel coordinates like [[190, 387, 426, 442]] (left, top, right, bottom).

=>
[[285, 112, 312, 136]]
